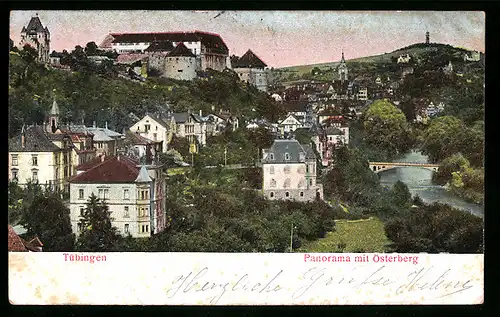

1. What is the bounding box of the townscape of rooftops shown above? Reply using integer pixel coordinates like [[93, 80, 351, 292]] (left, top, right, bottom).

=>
[[8, 13, 484, 253]]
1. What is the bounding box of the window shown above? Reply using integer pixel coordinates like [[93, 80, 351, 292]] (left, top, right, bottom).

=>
[[11, 155, 18, 166], [270, 179, 276, 188], [11, 169, 18, 181], [285, 191, 290, 198], [284, 178, 291, 188], [124, 206, 130, 218], [103, 189, 109, 200], [270, 192, 275, 198], [124, 224, 129, 234], [32, 155, 38, 166], [80, 207, 85, 217], [178, 70, 183, 73], [300, 192, 304, 197], [284, 166, 291, 174], [32, 170, 38, 182], [79, 189, 84, 200], [269, 166, 274, 174], [144, 124, 150, 132], [285, 153, 290, 160], [146, 225, 149, 233], [123, 189, 130, 200], [98, 189, 104, 199], [268, 153, 274, 160], [141, 225, 145, 233], [309, 179, 314, 186], [306, 165, 310, 173], [156, 126, 158, 131]]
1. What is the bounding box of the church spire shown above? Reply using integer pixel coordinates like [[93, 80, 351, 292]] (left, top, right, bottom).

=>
[[48, 90, 59, 133], [49, 94, 59, 116]]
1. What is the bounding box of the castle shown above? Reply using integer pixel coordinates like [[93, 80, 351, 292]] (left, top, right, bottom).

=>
[[19, 14, 50, 63], [99, 31, 231, 80]]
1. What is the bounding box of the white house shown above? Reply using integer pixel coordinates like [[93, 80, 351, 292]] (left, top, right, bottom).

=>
[[69, 155, 167, 238], [397, 54, 411, 64], [464, 51, 481, 62], [278, 114, 303, 134], [261, 139, 323, 201], [130, 113, 173, 153]]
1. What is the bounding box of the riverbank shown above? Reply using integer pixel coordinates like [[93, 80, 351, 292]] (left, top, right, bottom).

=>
[[378, 150, 484, 217]]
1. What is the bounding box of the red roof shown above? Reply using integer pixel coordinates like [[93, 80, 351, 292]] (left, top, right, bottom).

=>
[[71, 155, 140, 183], [8, 225, 27, 252], [8, 225, 42, 252], [76, 155, 110, 171]]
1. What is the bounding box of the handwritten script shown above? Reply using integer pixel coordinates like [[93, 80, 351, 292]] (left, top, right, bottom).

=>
[[165, 265, 476, 304]]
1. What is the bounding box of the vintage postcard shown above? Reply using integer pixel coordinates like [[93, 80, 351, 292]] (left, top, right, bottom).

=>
[[8, 10, 484, 305]]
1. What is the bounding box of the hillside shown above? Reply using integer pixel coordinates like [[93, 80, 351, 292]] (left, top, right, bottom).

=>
[[8, 51, 286, 138], [273, 43, 482, 82]]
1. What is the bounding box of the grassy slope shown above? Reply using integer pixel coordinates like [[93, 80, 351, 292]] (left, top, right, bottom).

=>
[[276, 43, 472, 77], [297, 216, 391, 253]]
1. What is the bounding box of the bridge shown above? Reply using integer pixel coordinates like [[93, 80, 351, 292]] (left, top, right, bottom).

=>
[[368, 162, 440, 173]]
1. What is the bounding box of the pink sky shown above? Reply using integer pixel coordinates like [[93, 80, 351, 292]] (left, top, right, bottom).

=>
[[10, 11, 485, 68]]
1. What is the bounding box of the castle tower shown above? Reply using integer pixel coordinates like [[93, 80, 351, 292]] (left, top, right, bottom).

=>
[[426, 31, 430, 44], [48, 95, 59, 133], [19, 13, 50, 63], [337, 50, 348, 82]]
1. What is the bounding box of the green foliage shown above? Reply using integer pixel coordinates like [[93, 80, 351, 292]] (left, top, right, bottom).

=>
[[298, 217, 391, 253], [11, 182, 75, 251], [420, 116, 464, 163], [420, 116, 483, 167], [9, 47, 284, 138], [433, 153, 470, 185], [363, 99, 413, 156], [390, 180, 412, 208], [20, 190, 75, 251], [76, 194, 123, 251], [323, 147, 381, 208], [384, 203, 483, 253]]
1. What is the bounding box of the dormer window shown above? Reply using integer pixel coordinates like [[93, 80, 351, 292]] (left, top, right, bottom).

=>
[[285, 153, 290, 160], [269, 153, 274, 160]]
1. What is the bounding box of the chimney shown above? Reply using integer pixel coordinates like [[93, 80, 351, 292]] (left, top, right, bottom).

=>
[[93, 121, 96, 128], [105, 121, 108, 129], [199, 109, 202, 117]]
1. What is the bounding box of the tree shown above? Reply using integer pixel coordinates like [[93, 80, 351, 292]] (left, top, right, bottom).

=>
[[9, 38, 14, 51], [84, 41, 100, 56], [20, 190, 75, 251], [433, 153, 470, 185], [420, 116, 464, 163], [76, 194, 122, 251], [363, 99, 412, 156], [390, 180, 412, 208], [20, 44, 38, 64]]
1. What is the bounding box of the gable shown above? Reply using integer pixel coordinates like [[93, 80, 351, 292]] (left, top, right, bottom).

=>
[[131, 115, 168, 130], [280, 115, 301, 125]]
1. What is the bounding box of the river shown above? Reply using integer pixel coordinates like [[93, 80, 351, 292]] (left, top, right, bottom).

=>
[[378, 151, 484, 218]]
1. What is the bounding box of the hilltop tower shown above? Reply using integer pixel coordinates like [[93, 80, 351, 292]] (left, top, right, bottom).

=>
[[426, 31, 430, 44], [337, 50, 348, 82], [19, 13, 50, 63]]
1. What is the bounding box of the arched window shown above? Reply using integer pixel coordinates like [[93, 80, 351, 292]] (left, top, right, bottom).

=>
[[270, 192, 275, 198], [270, 166, 274, 174]]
